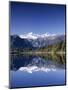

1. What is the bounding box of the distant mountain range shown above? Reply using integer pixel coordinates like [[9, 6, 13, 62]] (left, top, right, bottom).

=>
[[19, 32, 58, 39], [11, 33, 65, 49]]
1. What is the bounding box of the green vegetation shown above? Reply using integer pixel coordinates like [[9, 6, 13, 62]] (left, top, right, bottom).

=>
[[38, 40, 65, 53]]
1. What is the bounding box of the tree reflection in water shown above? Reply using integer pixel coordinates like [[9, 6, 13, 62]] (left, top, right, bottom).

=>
[[10, 53, 65, 72]]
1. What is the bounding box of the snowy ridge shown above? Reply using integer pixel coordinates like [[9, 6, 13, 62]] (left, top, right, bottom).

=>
[[19, 66, 56, 73], [19, 32, 57, 40]]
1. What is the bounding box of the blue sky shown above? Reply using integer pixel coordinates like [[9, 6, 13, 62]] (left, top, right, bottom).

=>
[[10, 2, 66, 35]]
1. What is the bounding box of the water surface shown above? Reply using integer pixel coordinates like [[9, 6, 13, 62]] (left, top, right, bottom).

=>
[[10, 54, 66, 88]]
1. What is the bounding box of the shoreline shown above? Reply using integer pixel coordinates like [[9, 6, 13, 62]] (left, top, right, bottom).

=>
[[11, 51, 65, 55]]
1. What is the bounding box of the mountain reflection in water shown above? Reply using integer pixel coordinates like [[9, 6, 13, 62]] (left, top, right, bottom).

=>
[[10, 53, 66, 88], [10, 54, 65, 72]]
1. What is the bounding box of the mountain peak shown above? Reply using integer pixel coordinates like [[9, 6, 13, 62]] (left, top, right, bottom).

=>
[[20, 32, 37, 39], [19, 32, 57, 40]]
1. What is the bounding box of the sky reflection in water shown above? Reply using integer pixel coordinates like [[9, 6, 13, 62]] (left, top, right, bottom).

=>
[[10, 54, 66, 88]]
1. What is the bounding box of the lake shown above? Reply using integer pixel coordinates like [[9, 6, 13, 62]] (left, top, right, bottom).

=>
[[10, 53, 66, 88]]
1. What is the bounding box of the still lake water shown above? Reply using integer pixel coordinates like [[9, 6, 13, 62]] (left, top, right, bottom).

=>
[[10, 54, 66, 88]]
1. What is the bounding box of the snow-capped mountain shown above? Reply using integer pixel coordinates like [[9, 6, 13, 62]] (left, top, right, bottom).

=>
[[20, 32, 37, 39], [11, 33, 65, 49], [19, 32, 57, 40], [19, 32, 65, 47]]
